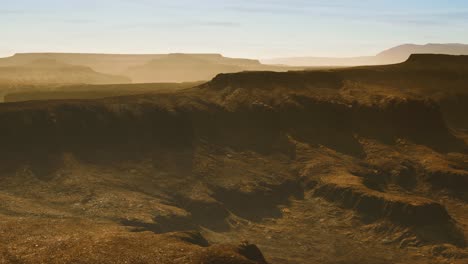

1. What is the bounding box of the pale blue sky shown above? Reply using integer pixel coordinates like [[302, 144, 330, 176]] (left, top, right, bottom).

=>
[[1, 0, 468, 59]]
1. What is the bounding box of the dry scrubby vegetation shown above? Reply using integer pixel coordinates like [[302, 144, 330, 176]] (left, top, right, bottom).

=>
[[0, 54, 467, 263]]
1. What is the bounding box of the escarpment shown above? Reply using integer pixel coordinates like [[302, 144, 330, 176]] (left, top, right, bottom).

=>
[[0, 84, 458, 164]]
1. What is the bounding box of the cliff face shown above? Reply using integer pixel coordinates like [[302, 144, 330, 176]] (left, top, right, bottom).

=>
[[0, 77, 457, 156], [343, 54, 468, 129], [402, 54, 468, 71]]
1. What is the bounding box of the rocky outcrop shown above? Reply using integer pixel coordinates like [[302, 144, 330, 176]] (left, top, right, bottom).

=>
[[313, 174, 465, 247], [403, 54, 468, 70]]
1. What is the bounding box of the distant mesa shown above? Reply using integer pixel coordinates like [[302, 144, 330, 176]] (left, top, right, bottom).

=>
[[125, 53, 262, 83], [1, 44, 468, 84], [0, 53, 293, 83], [377, 43, 468, 61], [263, 43, 468, 66], [0, 57, 130, 85], [404, 53, 468, 68]]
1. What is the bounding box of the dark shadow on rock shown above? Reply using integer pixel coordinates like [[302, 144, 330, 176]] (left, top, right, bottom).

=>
[[121, 214, 197, 234], [212, 180, 304, 222], [165, 231, 210, 247]]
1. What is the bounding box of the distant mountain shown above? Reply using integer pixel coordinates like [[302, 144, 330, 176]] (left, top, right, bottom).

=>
[[125, 53, 295, 83], [0, 59, 130, 85], [263, 43, 468, 66], [0, 53, 165, 76], [0, 53, 299, 83]]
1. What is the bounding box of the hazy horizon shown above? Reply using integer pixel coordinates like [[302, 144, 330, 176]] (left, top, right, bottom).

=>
[[2, 0, 468, 59]]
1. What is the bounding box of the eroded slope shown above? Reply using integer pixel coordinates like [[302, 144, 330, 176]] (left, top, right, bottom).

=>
[[0, 55, 467, 263]]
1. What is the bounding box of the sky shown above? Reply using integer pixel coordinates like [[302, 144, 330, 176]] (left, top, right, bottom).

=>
[[1, 0, 468, 59]]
